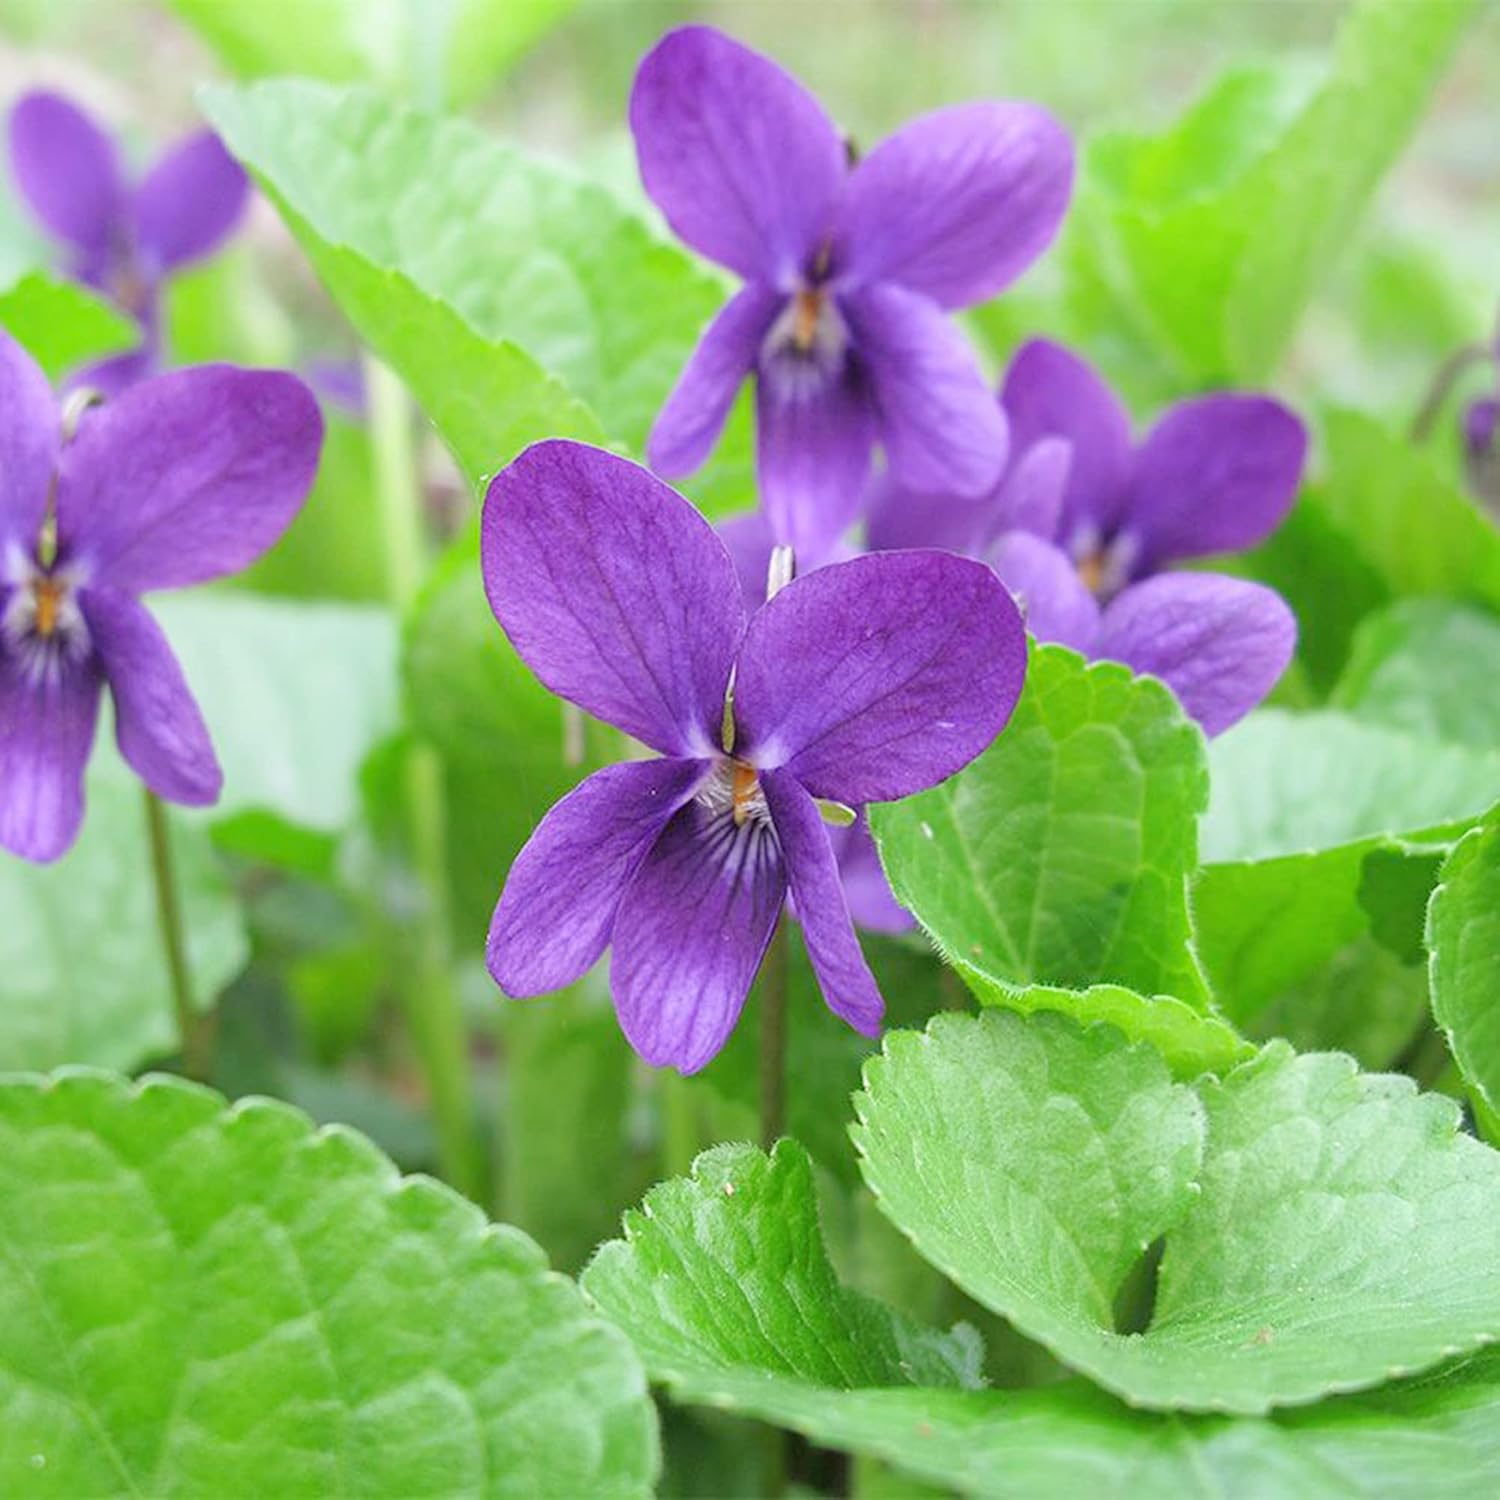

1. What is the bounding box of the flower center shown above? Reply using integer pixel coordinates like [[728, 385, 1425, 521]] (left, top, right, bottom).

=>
[[2, 556, 90, 681], [760, 284, 848, 400], [1068, 527, 1140, 603], [696, 758, 771, 829]]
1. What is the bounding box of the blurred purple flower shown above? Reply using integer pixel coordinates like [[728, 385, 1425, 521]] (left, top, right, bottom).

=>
[[0, 331, 322, 862], [7, 90, 249, 393], [632, 25, 1073, 558], [1463, 394, 1500, 510], [870, 338, 1307, 736], [482, 440, 1024, 1072]]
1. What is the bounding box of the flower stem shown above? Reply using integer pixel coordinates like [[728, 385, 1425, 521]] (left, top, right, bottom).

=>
[[758, 916, 791, 1150], [364, 350, 482, 1202], [143, 789, 209, 1082], [1410, 342, 1490, 444]]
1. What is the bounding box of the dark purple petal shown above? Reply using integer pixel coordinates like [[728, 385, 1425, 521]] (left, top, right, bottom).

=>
[[987, 530, 1099, 652], [482, 441, 745, 757], [0, 330, 58, 550], [610, 800, 786, 1073], [756, 364, 874, 557], [863, 468, 988, 555], [986, 435, 1070, 544], [717, 508, 779, 612], [1095, 572, 1296, 736], [1125, 394, 1307, 568], [56, 365, 322, 592], [6, 91, 123, 255], [0, 650, 102, 863], [79, 588, 219, 805], [844, 283, 1008, 499], [763, 769, 883, 1033], [649, 285, 779, 477], [486, 757, 708, 998], [630, 25, 844, 284], [132, 130, 248, 273], [734, 550, 1026, 804], [833, 102, 1073, 309], [1001, 339, 1132, 542], [830, 814, 914, 934]]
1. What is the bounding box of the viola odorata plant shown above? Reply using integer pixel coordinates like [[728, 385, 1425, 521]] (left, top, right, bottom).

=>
[[871, 337, 1308, 734], [481, 439, 1025, 1071], [634, 24, 1073, 556], [7, 90, 249, 392], [0, 329, 321, 862]]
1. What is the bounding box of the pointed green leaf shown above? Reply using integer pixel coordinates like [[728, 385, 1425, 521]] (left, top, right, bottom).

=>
[[0, 1069, 657, 1496], [855, 1011, 1500, 1414], [870, 645, 1213, 1028], [201, 79, 721, 488]]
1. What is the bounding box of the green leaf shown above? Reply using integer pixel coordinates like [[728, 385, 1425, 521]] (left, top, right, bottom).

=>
[[584, 1139, 984, 1407], [201, 79, 722, 488], [1063, 0, 1478, 389], [1195, 707, 1500, 1021], [1428, 808, 1500, 1117], [870, 645, 1211, 1014], [0, 270, 136, 379], [171, 0, 572, 108], [855, 1010, 1500, 1414], [1308, 410, 1500, 615], [586, 1126, 1500, 1498], [153, 594, 400, 837], [0, 1068, 657, 1496], [0, 767, 247, 1072], [1334, 601, 1500, 750]]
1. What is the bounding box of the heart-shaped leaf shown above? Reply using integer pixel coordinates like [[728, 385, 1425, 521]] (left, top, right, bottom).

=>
[[0, 1069, 657, 1496], [855, 1010, 1500, 1414]]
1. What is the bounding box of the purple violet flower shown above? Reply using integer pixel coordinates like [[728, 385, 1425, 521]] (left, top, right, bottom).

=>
[[7, 90, 249, 393], [0, 330, 322, 862], [482, 440, 1025, 1072], [869, 338, 1308, 736], [632, 25, 1074, 558]]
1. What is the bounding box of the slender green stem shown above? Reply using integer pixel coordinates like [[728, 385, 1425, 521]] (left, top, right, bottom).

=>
[[758, 917, 790, 1150], [143, 790, 209, 1081], [662, 1072, 700, 1178], [364, 351, 482, 1201], [1410, 342, 1489, 444]]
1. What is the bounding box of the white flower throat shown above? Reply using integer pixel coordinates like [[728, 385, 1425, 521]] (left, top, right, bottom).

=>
[[2, 546, 90, 684]]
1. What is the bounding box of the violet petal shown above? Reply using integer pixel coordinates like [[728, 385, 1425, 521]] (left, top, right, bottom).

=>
[[486, 756, 709, 998], [844, 282, 1008, 499], [1095, 571, 1296, 736], [755, 362, 874, 558], [482, 441, 745, 757], [57, 365, 322, 592], [763, 769, 884, 1034], [132, 130, 249, 274], [80, 588, 221, 805], [0, 330, 59, 550], [834, 101, 1073, 309], [610, 799, 786, 1073], [0, 648, 102, 863], [7, 91, 123, 256], [1125, 394, 1307, 569], [630, 25, 844, 285], [1001, 338, 1133, 542], [734, 550, 1026, 804], [648, 284, 779, 477], [986, 529, 1100, 653]]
